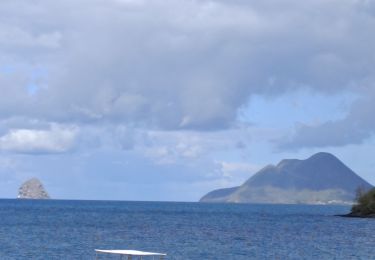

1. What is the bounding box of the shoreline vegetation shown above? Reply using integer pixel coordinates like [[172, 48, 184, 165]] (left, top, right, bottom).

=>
[[340, 188, 375, 218]]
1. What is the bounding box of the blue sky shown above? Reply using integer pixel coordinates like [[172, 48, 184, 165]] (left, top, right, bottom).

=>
[[1, 0, 375, 201]]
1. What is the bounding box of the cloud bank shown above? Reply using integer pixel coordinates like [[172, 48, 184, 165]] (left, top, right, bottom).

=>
[[0, 0, 373, 136], [0, 125, 77, 153], [1, 0, 375, 199]]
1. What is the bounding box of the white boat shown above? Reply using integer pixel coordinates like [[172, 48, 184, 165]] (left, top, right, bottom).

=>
[[95, 249, 167, 259]]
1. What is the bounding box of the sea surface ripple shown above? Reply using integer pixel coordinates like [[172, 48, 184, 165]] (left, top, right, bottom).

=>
[[0, 199, 373, 259]]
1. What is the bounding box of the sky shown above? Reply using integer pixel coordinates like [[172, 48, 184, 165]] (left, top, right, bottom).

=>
[[1, 0, 375, 201]]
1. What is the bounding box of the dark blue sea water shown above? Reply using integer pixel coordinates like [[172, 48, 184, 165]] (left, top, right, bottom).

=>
[[0, 199, 373, 259]]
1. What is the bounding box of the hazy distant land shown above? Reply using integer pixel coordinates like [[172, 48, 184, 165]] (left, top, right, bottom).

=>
[[200, 152, 373, 205]]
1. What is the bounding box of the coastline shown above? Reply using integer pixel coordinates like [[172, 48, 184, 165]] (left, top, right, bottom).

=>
[[336, 213, 375, 218]]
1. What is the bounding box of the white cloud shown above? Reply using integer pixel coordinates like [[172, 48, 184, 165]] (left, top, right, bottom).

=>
[[0, 124, 78, 153]]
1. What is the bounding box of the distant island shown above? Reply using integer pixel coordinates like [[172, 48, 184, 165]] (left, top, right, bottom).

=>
[[18, 178, 50, 199], [200, 152, 373, 205]]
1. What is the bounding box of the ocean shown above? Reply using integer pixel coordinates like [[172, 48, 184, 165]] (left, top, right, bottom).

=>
[[0, 199, 373, 259]]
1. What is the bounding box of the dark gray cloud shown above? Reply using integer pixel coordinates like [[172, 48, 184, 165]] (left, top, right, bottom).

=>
[[0, 0, 375, 151]]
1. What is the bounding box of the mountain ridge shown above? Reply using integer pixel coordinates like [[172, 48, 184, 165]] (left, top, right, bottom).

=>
[[200, 152, 373, 204]]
